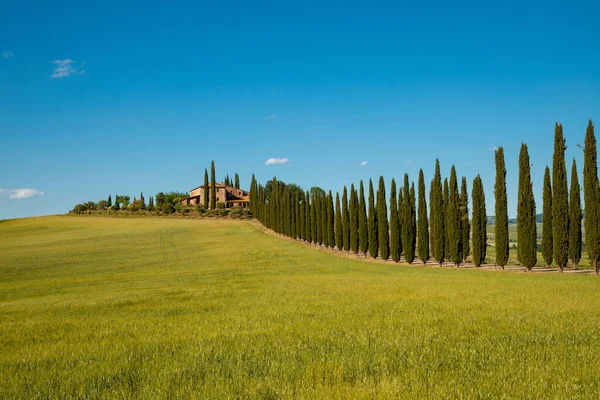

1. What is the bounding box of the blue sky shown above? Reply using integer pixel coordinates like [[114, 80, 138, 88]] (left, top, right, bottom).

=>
[[1, 0, 599, 219]]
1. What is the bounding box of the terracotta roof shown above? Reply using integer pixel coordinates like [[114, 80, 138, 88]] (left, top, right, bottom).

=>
[[190, 182, 229, 191]]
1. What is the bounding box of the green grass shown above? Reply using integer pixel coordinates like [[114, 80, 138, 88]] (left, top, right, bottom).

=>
[[1, 216, 600, 398]]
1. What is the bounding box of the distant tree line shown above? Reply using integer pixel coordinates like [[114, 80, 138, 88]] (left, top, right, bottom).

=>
[[71, 191, 187, 214], [250, 119, 596, 274]]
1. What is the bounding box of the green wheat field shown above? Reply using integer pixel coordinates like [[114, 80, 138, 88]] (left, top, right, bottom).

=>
[[1, 216, 600, 398]]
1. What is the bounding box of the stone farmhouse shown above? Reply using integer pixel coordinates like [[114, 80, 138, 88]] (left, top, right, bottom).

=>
[[182, 183, 250, 208]]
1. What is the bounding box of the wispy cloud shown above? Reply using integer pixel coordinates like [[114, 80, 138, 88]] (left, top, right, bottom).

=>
[[359, 161, 368, 167], [0, 188, 44, 199], [487, 146, 499, 151], [406, 160, 413, 165], [265, 114, 276, 120], [3, 51, 14, 58], [265, 158, 289, 166], [51, 59, 86, 78]]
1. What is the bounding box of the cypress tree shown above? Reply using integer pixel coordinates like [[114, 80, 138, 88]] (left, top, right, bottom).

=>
[[552, 123, 569, 272], [569, 159, 582, 269], [389, 178, 401, 262], [305, 191, 312, 243], [471, 175, 487, 267], [402, 175, 415, 263], [311, 192, 317, 244], [327, 191, 335, 248], [397, 186, 404, 258], [430, 159, 445, 266], [377, 177, 390, 260], [301, 191, 306, 240], [443, 177, 450, 261], [335, 193, 343, 250], [295, 192, 300, 239], [368, 179, 378, 258], [460, 177, 470, 262], [349, 184, 359, 253], [321, 192, 327, 246], [517, 143, 537, 271], [204, 169, 209, 209], [410, 183, 417, 261], [108, 195, 112, 208], [315, 193, 322, 245], [417, 169, 429, 264], [210, 161, 216, 209], [447, 166, 463, 267], [542, 166, 553, 267], [359, 181, 369, 256], [495, 147, 509, 269], [342, 187, 350, 252], [322, 192, 330, 247], [235, 173, 240, 189], [583, 119, 599, 274]]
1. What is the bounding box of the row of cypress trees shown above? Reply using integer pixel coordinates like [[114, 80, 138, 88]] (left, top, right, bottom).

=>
[[521, 121, 591, 272], [249, 167, 487, 267], [249, 119, 597, 273]]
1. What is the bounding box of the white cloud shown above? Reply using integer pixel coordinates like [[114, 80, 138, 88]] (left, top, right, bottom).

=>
[[3, 51, 14, 58], [51, 59, 85, 78], [0, 188, 44, 199], [487, 146, 499, 151], [406, 160, 413, 165], [265, 114, 276, 120], [265, 158, 289, 166], [359, 161, 368, 167]]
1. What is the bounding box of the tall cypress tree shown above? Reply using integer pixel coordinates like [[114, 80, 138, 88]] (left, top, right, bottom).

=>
[[204, 169, 210, 209], [335, 193, 343, 250], [235, 173, 240, 189], [417, 169, 429, 264], [305, 191, 312, 243], [402, 175, 415, 263], [430, 159, 445, 266], [315, 193, 322, 245], [410, 183, 417, 262], [495, 147, 509, 269], [322, 192, 329, 247], [298, 190, 303, 239], [377, 176, 390, 260], [389, 178, 401, 262], [552, 123, 569, 272], [108, 195, 112, 207], [327, 191, 335, 248], [460, 177, 470, 262], [310, 192, 317, 244], [349, 184, 359, 253], [583, 119, 599, 274], [359, 181, 369, 256], [447, 166, 463, 267], [517, 143, 537, 271], [443, 177, 450, 261], [472, 175, 487, 267], [368, 179, 378, 259], [542, 166, 553, 267], [342, 187, 350, 252], [397, 185, 404, 258], [210, 161, 216, 209], [569, 159, 582, 269]]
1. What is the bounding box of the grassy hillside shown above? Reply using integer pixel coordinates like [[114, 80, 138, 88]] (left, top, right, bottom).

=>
[[1, 216, 600, 398]]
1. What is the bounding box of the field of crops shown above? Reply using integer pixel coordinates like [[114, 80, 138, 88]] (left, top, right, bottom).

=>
[[1, 216, 600, 398]]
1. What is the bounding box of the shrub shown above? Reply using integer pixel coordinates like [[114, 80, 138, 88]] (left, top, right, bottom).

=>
[[216, 202, 226, 210], [229, 207, 252, 219]]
